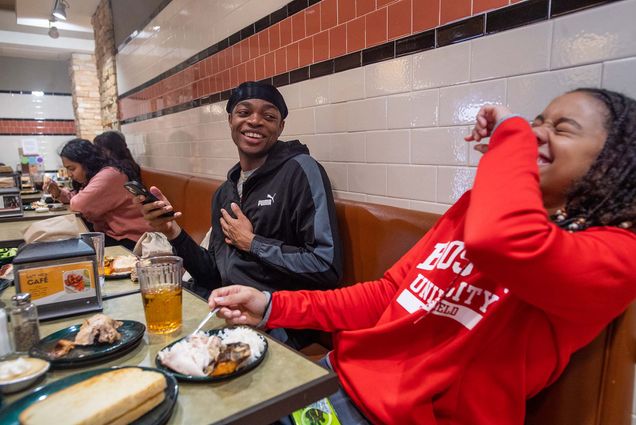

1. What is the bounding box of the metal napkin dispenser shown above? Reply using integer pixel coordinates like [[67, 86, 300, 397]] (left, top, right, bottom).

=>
[[13, 239, 103, 320]]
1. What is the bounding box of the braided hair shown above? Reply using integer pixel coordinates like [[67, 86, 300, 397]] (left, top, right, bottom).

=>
[[556, 88, 636, 231]]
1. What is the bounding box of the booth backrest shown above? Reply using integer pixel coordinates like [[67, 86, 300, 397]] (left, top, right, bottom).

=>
[[141, 166, 635, 425], [334, 199, 439, 285]]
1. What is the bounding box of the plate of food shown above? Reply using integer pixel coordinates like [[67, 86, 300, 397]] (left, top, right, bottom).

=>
[[0, 247, 17, 266], [155, 326, 268, 382], [104, 255, 137, 280], [0, 357, 50, 394], [0, 366, 178, 425], [29, 314, 145, 368]]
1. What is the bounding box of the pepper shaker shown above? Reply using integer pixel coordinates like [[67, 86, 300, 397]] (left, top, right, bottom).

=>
[[9, 293, 41, 353]]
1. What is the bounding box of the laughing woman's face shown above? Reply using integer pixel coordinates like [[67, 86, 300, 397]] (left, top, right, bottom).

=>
[[531, 92, 609, 212]]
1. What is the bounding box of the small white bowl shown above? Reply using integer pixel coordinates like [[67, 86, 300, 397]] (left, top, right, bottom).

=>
[[0, 357, 50, 394]]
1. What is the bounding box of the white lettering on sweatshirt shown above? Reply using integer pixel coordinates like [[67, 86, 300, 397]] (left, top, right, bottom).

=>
[[397, 240, 503, 329], [416, 241, 473, 276]]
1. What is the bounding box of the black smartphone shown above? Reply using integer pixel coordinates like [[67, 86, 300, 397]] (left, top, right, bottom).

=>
[[124, 181, 175, 217]]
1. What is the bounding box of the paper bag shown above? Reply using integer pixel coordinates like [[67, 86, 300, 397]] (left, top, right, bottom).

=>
[[132, 232, 174, 258], [23, 215, 86, 243]]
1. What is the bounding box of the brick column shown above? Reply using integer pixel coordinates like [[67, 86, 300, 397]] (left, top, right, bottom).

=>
[[92, 0, 119, 130], [69, 53, 102, 141]]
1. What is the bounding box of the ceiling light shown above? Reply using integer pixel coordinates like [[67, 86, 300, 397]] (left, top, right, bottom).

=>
[[51, 0, 69, 21]]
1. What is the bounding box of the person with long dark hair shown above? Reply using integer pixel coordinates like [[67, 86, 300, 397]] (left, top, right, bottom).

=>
[[44, 139, 151, 250], [94, 130, 142, 183], [207, 88, 636, 425]]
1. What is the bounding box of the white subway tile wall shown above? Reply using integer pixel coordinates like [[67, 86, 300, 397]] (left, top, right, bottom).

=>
[[470, 22, 552, 81], [0, 93, 74, 120], [0, 135, 70, 170], [550, 0, 636, 69], [120, 0, 636, 218], [116, 0, 290, 93]]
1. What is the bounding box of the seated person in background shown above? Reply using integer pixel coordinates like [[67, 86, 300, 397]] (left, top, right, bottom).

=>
[[137, 81, 343, 348], [94, 130, 142, 183], [45, 139, 152, 251], [209, 88, 636, 425]]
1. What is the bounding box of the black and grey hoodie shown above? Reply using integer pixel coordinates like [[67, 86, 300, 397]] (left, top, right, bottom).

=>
[[171, 140, 343, 294]]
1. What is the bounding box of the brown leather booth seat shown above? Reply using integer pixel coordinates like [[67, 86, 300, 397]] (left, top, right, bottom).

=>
[[141, 168, 221, 244], [140, 166, 635, 425], [335, 199, 440, 285]]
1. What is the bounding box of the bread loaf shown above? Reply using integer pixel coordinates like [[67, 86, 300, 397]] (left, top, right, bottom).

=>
[[106, 392, 165, 425], [19, 368, 167, 425], [112, 256, 137, 273]]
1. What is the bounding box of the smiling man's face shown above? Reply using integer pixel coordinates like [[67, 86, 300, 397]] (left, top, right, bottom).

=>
[[229, 98, 285, 170]]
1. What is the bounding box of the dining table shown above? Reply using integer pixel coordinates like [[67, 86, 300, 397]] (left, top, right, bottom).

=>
[[19, 192, 45, 203], [0, 278, 339, 424], [100, 245, 142, 300], [0, 211, 84, 248], [0, 208, 76, 224]]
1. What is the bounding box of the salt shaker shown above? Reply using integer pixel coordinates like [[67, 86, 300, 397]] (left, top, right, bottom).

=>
[[9, 293, 41, 353], [0, 308, 11, 356]]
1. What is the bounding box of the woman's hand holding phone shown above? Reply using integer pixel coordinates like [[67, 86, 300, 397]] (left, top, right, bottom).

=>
[[130, 184, 183, 240]]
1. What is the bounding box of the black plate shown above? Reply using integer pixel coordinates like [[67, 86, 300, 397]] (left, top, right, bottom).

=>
[[0, 366, 178, 425], [155, 326, 268, 382], [29, 320, 145, 368], [104, 271, 132, 280]]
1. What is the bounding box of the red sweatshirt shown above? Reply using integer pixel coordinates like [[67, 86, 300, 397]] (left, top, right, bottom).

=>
[[267, 117, 636, 425], [58, 167, 152, 242]]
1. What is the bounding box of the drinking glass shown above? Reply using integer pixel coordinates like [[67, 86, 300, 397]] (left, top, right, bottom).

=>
[[80, 232, 105, 287], [136, 256, 183, 334]]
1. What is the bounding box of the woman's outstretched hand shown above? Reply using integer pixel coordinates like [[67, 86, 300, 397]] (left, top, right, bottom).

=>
[[465, 104, 513, 154], [208, 285, 268, 326]]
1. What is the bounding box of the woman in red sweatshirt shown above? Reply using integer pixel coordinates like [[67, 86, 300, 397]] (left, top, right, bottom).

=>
[[45, 139, 151, 250], [209, 88, 636, 425]]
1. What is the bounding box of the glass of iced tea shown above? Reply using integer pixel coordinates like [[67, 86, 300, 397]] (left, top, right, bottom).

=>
[[136, 256, 183, 334]]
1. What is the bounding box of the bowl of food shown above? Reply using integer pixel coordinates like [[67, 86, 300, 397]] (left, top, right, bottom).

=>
[[0, 356, 50, 394], [0, 248, 17, 266]]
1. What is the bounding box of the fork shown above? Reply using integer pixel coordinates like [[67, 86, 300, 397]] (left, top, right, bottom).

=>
[[190, 307, 220, 336]]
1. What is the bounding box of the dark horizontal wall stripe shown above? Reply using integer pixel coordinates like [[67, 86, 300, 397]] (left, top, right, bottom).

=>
[[118, 0, 623, 125], [0, 90, 72, 97], [486, 0, 549, 34], [0, 118, 76, 136], [437, 15, 484, 47], [551, 0, 620, 17], [118, 0, 309, 99], [116, 0, 174, 52]]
